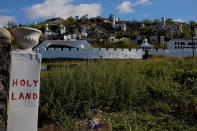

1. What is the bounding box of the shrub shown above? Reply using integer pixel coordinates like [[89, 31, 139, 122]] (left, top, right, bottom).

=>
[[38, 58, 197, 129]]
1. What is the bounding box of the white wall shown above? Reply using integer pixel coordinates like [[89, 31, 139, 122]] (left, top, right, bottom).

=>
[[34, 47, 197, 59], [150, 49, 197, 58], [34, 40, 197, 59], [34, 48, 144, 59], [97, 48, 144, 59]]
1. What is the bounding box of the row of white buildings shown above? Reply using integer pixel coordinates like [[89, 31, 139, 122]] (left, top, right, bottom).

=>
[[109, 14, 127, 31]]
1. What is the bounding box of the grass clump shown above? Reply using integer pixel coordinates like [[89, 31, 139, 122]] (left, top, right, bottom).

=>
[[39, 57, 197, 130]]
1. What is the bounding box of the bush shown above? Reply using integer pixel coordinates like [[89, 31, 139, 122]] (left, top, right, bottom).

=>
[[39, 58, 197, 129]]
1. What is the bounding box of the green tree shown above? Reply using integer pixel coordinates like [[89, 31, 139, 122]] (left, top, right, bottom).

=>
[[131, 30, 139, 38], [7, 20, 17, 29], [153, 19, 160, 25], [64, 17, 76, 25], [165, 18, 174, 25], [144, 19, 152, 24]]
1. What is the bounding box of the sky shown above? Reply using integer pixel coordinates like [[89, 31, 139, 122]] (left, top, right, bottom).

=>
[[0, 0, 197, 26]]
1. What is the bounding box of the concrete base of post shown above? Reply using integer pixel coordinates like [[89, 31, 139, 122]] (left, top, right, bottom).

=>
[[7, 51, 42, 131]]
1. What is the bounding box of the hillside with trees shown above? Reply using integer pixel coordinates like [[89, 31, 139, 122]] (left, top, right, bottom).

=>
[[7, 16, 197, 49]]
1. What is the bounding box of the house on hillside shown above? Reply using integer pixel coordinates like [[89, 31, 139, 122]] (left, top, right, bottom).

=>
[[107, 36, 116, 43], [80, 14, 88, 21], [120, 24, 126, 31], [167, 39, 197, 49], [81, 28, 88, 37], [160, 17, 177, 31]]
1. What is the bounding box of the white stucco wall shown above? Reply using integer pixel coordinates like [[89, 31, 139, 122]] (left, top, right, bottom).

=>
[[34, 40, 197, 59], [97, 48, 144, 59], [34, 47, 197, 59], [34, 47, 145, 59], [150, 49, 197, 58]]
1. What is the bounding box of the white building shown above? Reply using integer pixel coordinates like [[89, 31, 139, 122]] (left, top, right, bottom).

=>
[[150, 36, 158, 44], [160, 36, 165, 45], [109, 14, 116, 25], [44, 24, 59, 36], [136, 36, 142, 41], [80, 14, 88, 21], [164, 25, 176, 30], [112, 24, 119, 30], [179, 24, 183, 33], [72, 34, 78, 39], [45, 32, 59, 36], [63, 34, 78, 40], [64, 35, 72, 40], [109, 14, 120, 29], [167, 39, 197, 49], [75, 16, 79, 21], [44, 23, 65, 36], [81, 28, 88, 37], [140, 23, 145, 28], [77, 34, 81, 40], [160, 17, 177, 31], [121, 24, 126, 31], [107, 36, 116, 43], [45, 24, 49, 32], [59, 25, 65, 35]]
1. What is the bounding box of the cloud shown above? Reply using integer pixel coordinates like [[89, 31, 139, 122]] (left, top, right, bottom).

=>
[[174, 18, 185, 23], [142, 14, 150, 18], [117, 0, 152, 14], [25, 0, 102, 19], [133, 0, 152, 6], [117, 1, 134, 13], [0, 9, 13, 13], [0, 15, 15, 26]]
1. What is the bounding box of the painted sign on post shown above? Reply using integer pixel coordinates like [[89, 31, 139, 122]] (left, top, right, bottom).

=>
[[7, 51, 42, 131]]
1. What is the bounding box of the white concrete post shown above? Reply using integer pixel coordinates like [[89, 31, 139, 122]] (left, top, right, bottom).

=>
[[7, 27, 42, 131]]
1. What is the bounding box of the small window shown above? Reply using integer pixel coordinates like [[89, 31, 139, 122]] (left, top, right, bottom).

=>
[[48, 44, 74, 49], [181, 42, 185, 45]]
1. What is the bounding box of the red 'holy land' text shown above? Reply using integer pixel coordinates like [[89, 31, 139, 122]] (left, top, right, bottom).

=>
[[11, 92, 38, 100], [12, 79, 38, 87], [11, 79, 39, 101]]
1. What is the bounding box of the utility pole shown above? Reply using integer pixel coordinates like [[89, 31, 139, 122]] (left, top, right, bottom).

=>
[[190, 21, 195, 57]]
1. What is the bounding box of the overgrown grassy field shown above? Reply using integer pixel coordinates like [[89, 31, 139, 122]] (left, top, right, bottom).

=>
[[39, 55, 197, 130]]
